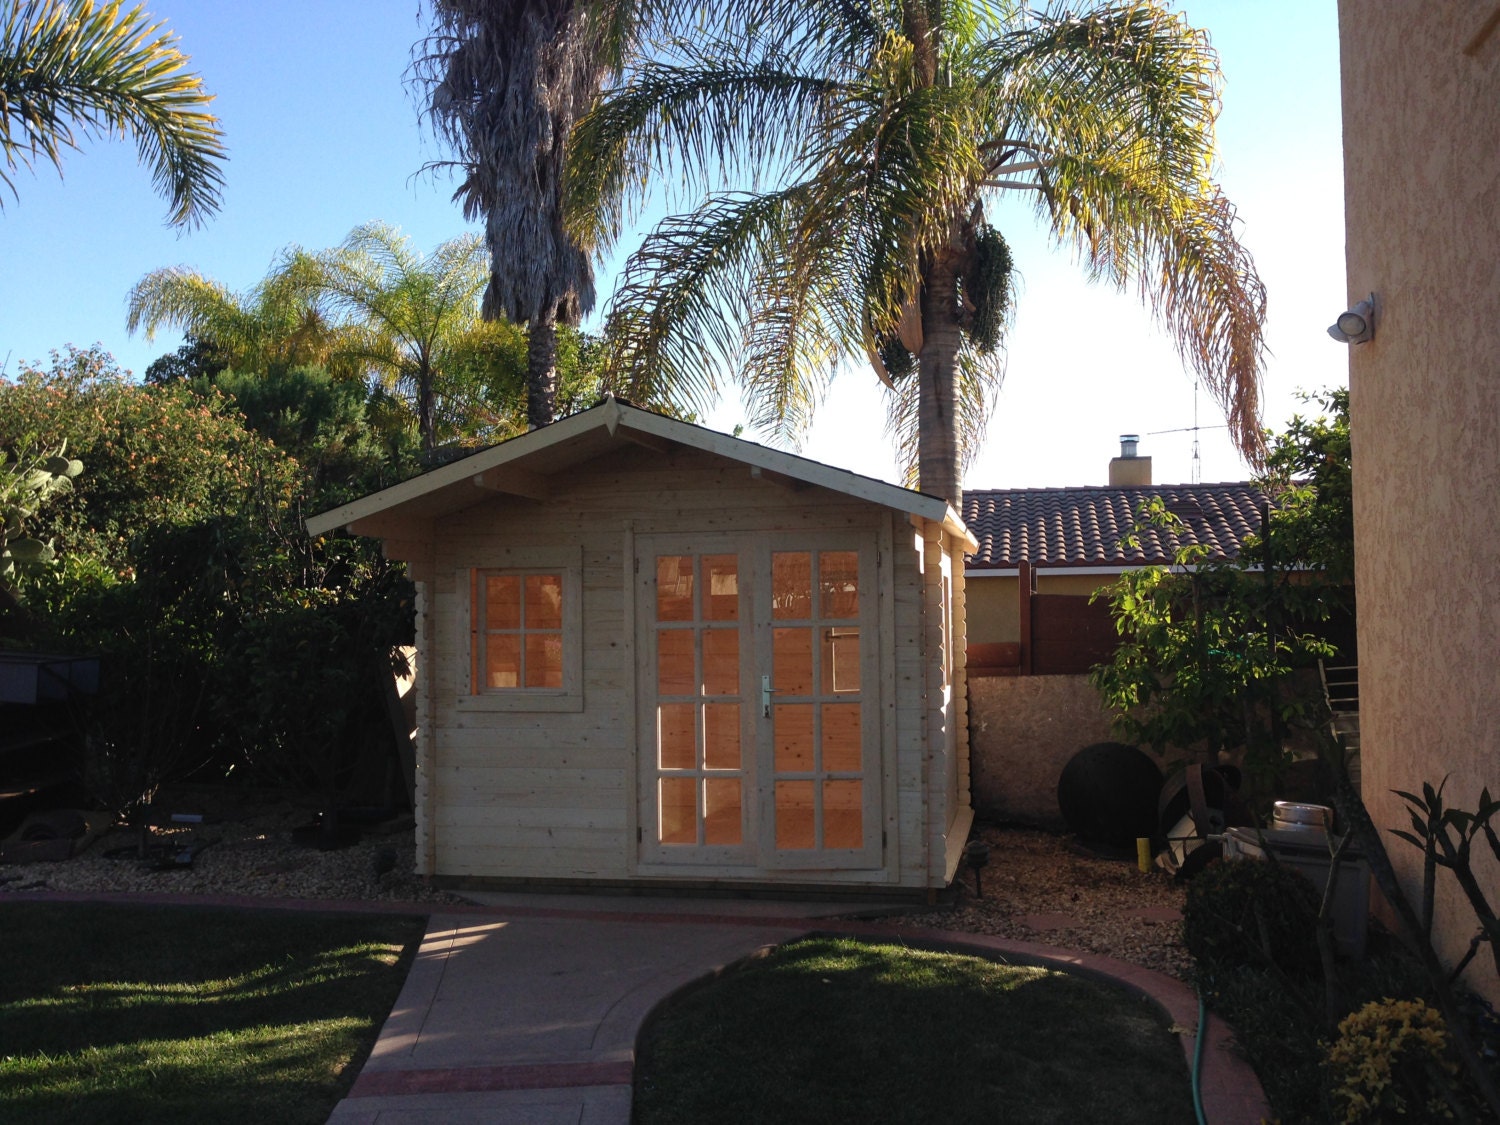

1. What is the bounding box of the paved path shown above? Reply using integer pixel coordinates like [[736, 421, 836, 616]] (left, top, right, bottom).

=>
[[5, 889, 1270, 1123]]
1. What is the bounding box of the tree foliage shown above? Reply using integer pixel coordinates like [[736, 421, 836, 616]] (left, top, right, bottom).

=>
[[0, 0, 225, 226], [565, 0, 1267, 501], [0, 346, 413, 812], [1090, 392, 1352, 778]]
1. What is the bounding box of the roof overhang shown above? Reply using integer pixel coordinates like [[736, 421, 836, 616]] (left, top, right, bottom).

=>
[[306, 398, 976, 550]]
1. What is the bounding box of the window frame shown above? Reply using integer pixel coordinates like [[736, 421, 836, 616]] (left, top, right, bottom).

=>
[[458, 550, 583, 713]]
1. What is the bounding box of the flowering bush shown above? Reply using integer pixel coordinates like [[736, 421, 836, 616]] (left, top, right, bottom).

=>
[[1323, 998, 1463, 1123]]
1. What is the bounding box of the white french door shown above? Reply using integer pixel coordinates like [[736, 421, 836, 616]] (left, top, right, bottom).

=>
[[636, 531, 881, 871]]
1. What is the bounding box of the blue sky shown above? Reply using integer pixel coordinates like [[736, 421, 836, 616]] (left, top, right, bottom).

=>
[[0, 1, 1348, 490]]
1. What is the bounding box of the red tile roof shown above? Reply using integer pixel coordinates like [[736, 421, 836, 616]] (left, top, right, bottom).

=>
[[962, 483, 1268, 569]]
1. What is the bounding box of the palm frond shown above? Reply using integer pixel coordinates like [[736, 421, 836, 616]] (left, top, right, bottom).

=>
[[0, 0, 225, 226]]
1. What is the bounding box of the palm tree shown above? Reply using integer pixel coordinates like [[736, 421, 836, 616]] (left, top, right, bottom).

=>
[[0, 0, 225, 227], [284, 222, 493, 452], [567, 0, 1267, 505], [126, 265, 351, 378], [417, 0, 651, 430]]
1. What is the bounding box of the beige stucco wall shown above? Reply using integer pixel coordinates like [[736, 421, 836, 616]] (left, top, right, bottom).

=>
[[968, 674, 1118, 827], [1340, 1, 1500, 1003]]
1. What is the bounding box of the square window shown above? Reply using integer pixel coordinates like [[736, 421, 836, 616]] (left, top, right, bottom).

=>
[[463, 558, 582, 712]]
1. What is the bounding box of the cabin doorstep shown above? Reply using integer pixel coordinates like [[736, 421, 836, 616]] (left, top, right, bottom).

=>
[[307, 399, 975, 894]]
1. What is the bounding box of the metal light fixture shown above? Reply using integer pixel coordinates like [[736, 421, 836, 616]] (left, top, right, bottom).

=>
[[1328, 295, 1376, 344]]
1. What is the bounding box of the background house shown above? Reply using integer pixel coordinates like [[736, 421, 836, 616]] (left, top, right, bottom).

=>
[[961, 442, 1268, 826], [1338, 1, 1499, 1003], [308, 399, 975, 895]]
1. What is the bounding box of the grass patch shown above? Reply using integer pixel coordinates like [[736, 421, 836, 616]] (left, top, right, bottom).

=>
[[0, 902, 425, 1124], [634, 937, 1194, 1125]]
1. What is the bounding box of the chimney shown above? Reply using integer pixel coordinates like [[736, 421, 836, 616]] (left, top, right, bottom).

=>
[[1109, 434, 1152, 487]]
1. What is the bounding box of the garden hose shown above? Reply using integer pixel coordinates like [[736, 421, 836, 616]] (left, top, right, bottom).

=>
[[1192, 988, 1209, 1125]]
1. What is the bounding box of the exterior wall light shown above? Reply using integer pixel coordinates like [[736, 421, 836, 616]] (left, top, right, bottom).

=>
[[1328, 295, 1376, 343]]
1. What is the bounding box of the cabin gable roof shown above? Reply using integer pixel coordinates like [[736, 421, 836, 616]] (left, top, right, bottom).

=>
[[307, 398, 974, 548]]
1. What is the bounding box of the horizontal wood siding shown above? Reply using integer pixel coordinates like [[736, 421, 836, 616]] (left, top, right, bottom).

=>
[[419, 445, 942, 887]]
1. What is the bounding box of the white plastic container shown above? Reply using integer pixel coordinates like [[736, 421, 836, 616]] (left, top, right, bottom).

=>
[[1223, 825, 1370, 958]]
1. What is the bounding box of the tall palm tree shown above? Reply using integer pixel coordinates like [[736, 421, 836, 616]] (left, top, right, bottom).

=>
[[284, 222, 491, 452], [567, 0, 1267, 505], [417, 0, 652, 430], [0, 0, 225, 227]]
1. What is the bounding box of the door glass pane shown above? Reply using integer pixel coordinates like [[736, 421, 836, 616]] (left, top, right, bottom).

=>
[[773, 704, 814, 772], [660, 778, 697, 845], [524, 633, 563, 688], [658, 703, 696, 770], [525, 574, 563, 628], [656, 556, 694, 621], [702, 627, 739, 694], [823, 780, 863, 848], [704, 703, 740, 770], [822, 628, 861, 693], [822, 703, 862, 772], [704, 779, 742, 845], [819, 552, 859, 619], [657, 629, 694, 695], [771, 552, 812, 619], [484, 634, 521, 688], [775, 781, 815, 850], [485, 575, 521, 629], [773, 628, 814, 694], [703, 555, 739, 621]]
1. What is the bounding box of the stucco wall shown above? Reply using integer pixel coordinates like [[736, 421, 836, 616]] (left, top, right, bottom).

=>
[[1340, 1, 1500, 1002], [964, 571, 1117, 646], [968, 674, 1118, 827]]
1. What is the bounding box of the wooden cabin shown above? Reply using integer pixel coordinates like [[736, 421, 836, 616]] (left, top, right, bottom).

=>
[[307, 399, 976, 894]]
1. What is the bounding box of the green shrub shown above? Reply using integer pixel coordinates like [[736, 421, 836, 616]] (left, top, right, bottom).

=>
[[1183, 857, 1322, 977]]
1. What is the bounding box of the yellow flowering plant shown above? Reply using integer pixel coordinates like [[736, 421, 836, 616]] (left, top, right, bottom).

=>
[[1323, 998, 1467, 1123]]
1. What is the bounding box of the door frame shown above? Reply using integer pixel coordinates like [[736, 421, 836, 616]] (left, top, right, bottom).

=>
[[631, 526, 890, 876]]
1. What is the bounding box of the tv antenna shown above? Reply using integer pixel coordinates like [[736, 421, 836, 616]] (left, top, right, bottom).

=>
[[1147, 384, 1226, 484]]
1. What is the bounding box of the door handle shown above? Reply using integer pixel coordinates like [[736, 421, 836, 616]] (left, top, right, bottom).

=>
[[761, 674, 780, 718]]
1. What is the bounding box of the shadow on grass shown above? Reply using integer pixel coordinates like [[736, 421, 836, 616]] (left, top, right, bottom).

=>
[[0, 902, 425, 1125], [635, 937, 1194, 1125]]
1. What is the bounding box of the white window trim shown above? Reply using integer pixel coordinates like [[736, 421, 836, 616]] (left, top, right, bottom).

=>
[[456, 547, 583, 713]]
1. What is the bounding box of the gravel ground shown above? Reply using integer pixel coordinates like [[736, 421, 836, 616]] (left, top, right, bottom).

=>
[[1, 793, 1189, 978], [872, 823, 1193, 980]]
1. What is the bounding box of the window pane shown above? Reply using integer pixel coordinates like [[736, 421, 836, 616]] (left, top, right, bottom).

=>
[[703, 555, 739, 621], [775, 781, 815, 850], [774, 704, 814, 773], [525, 633, 563, 688], [823, 628, 861, 694], [525, 573, 562, 629], [702, 627, 739, 695], [656, 556, 695, 621], [704, 703, 740, 771], [819, 551, 859, 619], [660, 778, 696, 845], [658, 703, 696, 770], [484, 634, 520, 688], [704, 779, 742, 846], [823, 780, 863, 849], [771, 552, 812, 619], [657, 629, 694, 695], [485, 575, 521, 630], [822, 703, 862, 772], [773, 628, 814, 694]]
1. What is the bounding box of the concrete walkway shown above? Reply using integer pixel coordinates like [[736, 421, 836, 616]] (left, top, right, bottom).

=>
[[319, 892, 1271, 1125]]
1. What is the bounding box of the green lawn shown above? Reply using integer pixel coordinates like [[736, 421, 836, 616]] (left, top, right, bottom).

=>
[[635, 937, 1195, 1125], [0, 902, 425, 1125]]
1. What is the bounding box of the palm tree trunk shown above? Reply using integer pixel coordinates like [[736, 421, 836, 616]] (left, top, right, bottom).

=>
[[917, 254, 964, 506], [417, 362, 437, 452], [527, 304, 559, 430]]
